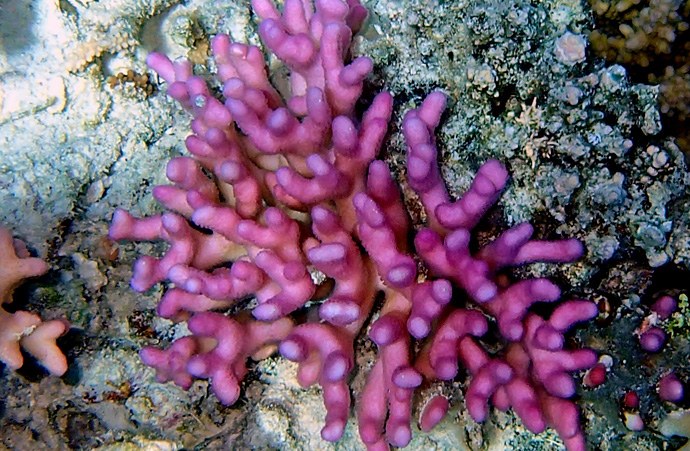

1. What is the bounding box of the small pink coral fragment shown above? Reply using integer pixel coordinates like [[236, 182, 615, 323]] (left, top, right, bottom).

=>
[[583, 362, 607, 388], [651, 295, 677, 320], [639, 326, 666, 353], [419, 395, 449, 432], [658, 372, 685, 403], [0, 225, 69, 375]]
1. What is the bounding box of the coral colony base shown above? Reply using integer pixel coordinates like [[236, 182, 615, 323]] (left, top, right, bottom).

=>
[[107, 0, 599, 449]]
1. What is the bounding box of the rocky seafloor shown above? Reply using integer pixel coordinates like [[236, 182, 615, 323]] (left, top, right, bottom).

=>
[[1, 0, 689, 449]]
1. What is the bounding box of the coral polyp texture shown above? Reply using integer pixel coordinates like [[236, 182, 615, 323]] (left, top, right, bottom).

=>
[[0, 226, 69, 376], [109, 0, 597, 449]]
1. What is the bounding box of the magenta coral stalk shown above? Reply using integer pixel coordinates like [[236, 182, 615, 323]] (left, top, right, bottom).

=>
[[110, 0, 597, 449]]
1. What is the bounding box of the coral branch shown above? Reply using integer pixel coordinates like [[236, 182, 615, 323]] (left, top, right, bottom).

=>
[[0, 226, 69, 375]]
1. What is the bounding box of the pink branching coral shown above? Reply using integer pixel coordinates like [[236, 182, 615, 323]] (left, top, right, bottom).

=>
[[0, 226, 69, 376], [110, 0, 597, 449]]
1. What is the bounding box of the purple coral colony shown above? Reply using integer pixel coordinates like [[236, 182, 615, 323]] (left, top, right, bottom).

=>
[[105, 0, 600, 448], [0, 0, 685, 449]]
